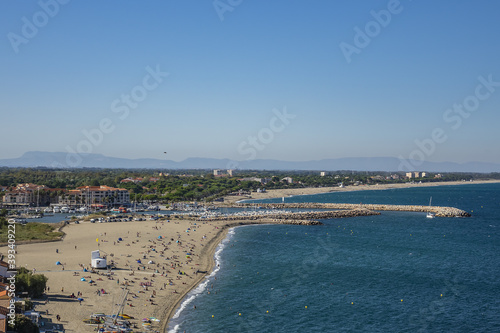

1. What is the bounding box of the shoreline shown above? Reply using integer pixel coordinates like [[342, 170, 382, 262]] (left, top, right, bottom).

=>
[[1, 218, 301, 332], [4, 180, 498, 331], [223, 179, 500, 203], [1, 219, 243, 332], [160, 224, 230, 332], [161, 180, 496, 330]]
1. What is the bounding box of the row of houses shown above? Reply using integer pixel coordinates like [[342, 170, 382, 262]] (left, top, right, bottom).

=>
[[1, 183, 61, 206], [405, 172, 428, 179], [61, 186, 130, 206], [1, 183, 130, 207], [120, 177, 159, 184], [238, 177, 294, 184]]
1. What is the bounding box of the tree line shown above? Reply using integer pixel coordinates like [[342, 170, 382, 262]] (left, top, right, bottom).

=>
[[0, 167, 498, 203]]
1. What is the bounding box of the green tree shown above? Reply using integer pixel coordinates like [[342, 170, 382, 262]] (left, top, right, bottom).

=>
[[8, 314, 40, 333], [15, 267, 48, 298], [0, 216, 7, 228]]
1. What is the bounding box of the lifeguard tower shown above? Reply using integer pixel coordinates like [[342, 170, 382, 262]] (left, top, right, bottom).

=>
[[91, 250, 107, 269]]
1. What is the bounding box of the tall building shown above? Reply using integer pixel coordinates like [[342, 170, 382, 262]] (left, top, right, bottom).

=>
[[2, 183, 49, 205], [59, 186, 130, 207]]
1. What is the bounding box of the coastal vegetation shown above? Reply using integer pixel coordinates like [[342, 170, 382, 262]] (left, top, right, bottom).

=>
[[0, 167, 499, 204], [0, 219, 64, 243], [14, 267, 48, 298], [8, 314, 40, 333]]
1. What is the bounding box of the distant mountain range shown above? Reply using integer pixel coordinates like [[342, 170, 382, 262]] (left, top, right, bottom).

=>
[[0, 151, 499, 173]]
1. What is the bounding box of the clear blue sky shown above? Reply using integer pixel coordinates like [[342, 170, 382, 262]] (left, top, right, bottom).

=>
[[1, 0, 500, 164]]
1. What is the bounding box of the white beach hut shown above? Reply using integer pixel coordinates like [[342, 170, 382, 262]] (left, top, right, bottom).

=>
[[91, 250, 107, 269]]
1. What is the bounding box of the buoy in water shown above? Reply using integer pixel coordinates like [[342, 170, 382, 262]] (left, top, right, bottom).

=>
[[239, 313, 242, 316], [212, 315, 214, 318]]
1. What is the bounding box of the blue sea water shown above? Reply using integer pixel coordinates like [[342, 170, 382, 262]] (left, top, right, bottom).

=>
[[168, 183, 500, 333]]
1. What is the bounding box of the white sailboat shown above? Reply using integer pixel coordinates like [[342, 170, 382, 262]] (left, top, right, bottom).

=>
[[426, 197, 435, 219]]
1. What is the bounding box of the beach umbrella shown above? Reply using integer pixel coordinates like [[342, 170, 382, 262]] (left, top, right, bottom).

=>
[[55, 261, 61, 265], [118, 237, 123, 241], [77, 298, 83, 301], [80, 278, 86, 281], [157, 236, 162, 239], [137, 260, 141, 263]]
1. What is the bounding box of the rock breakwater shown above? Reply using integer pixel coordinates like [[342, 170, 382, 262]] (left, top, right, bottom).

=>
[[196, 208, 379, 225], [226, 203, 471, 218]]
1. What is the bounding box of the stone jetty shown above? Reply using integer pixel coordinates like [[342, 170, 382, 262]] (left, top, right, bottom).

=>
[[224, 203, 471, 218], [194, 208, 380, 225]]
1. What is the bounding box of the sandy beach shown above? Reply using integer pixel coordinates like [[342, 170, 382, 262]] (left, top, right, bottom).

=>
[[222, 179, 500, 203], [2, 179, 499, 332], [1, 218, 246, 332]]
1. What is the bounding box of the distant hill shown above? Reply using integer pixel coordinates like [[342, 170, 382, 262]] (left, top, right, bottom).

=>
[[0, 151, 499, 173]]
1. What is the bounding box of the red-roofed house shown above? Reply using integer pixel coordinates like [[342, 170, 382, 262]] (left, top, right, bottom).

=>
[[59, 186, 130, 207]]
